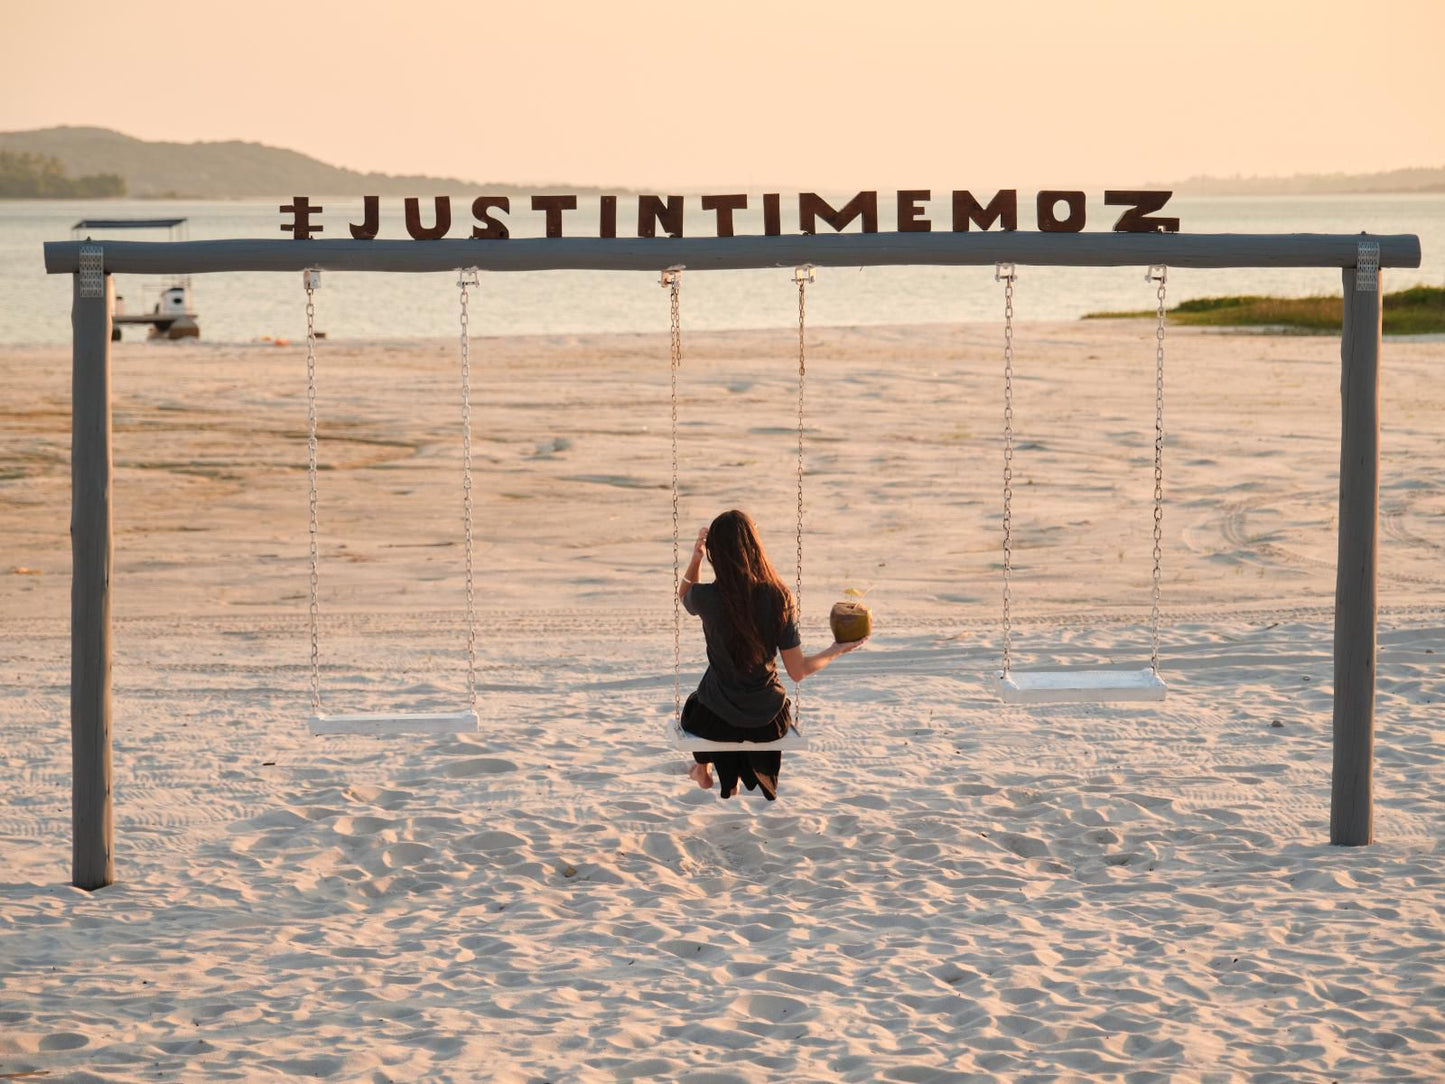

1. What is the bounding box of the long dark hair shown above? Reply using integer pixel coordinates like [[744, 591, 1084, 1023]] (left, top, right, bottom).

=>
[[706, 509, 794, 669]]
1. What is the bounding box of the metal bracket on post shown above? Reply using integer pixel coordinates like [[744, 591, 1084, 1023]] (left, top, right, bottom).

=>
[[1355, 241, 1380, 293], [79, 245, 105, 298]]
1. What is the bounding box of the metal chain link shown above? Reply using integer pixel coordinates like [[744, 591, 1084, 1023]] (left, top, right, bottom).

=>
[[1149, 265, 1167, 675], [662, 267, 683, 726], [458, 269, 480, 711], [303, 270, 322, 714], [997, 263, 1016, 676], [794, 265, 813, 729]]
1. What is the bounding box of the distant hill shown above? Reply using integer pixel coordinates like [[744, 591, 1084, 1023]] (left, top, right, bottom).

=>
[[1160, 167, 1445, 196], [0, 126, 598, 199], [3, 127, 1440, 200]]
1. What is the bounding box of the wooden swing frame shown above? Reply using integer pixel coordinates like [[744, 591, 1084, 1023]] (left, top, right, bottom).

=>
[[45, 229, 1419, 886]]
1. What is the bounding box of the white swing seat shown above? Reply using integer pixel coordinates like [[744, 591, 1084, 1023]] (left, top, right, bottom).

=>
[[308, 710, 480, 737], [669, 725, 809, 753], [992, 667, 1166, 705]]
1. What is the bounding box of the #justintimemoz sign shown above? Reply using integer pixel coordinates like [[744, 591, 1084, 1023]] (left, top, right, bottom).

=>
[[279, 190, 1181, 240]]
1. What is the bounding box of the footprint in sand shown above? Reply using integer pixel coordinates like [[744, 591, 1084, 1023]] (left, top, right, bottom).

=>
[[735, 922, 788, 945], [658, 939, 726, 962], [732, 993, 814, 1022], [462, 829, 528, 852], [993, 832, 1051, 859], [342, 784, 413, 808], [383, 841, 435, 868], [39, 1032, 89, 1051], [441, 757, 519, 778], [330, 815, 394, 837]]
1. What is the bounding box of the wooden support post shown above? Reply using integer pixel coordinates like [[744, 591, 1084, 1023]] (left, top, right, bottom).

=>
[[1330, 266, 1382, 846], [71, 270, 115, 889]]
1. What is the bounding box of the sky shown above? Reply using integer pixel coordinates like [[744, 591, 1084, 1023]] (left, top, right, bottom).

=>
[[2, 0, 1442, 190]]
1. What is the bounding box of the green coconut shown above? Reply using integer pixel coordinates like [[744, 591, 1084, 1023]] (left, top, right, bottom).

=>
[[830, 600, 872, 643]]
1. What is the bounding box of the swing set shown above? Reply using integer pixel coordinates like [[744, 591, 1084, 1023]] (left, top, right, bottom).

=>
[[299, 253, 1167, 746], [45, 225, 1420, 887]]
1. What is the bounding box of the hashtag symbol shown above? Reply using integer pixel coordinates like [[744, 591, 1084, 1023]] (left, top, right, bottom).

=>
[[280, 197, 324, 239]]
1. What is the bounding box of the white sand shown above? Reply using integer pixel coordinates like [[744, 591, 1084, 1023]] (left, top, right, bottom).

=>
[[2, 321, 1442, 1082]]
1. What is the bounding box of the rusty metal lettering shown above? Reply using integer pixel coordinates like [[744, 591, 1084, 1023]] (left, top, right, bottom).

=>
[[1037, 190, 1087, 233], [637, 195, 684, 238], [700, 194, 748, 238], [799, 191, 879, 234], [404, 197, 452, 240], [1105, 190, 1180, 233], [349, 196, 379, 240], [470, 196, 510, 239], [281, 187, 1181, 239], [896, 190, 931, 232], [951, 190, 1017, 232], [763, 194, 781, 236], [531, 195, 578, 238], [280, 196, 324, 239]]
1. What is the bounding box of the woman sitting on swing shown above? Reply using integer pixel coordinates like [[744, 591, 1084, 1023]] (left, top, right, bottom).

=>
[[678, 509, 866, 800]]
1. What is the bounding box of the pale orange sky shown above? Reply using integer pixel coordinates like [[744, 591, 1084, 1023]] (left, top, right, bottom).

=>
[[3, 0, 1441, 190]]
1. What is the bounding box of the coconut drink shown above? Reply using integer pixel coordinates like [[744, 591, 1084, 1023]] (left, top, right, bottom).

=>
[[829, 600, 872, 643]]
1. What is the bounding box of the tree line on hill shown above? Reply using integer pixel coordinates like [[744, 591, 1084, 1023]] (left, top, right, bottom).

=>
[[0, 150, 126, 197]]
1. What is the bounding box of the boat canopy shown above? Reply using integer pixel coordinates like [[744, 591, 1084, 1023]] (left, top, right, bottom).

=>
[[72, 218, 188, 230]]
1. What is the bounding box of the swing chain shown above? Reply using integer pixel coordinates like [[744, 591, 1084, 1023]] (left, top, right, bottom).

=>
[[1149, 265, 1167, 675], [997, 263, 1016, 675], [663, 267, 683, 726], [304, 269, 322, 714], [795, 267, 810, 600], [458, 268, 480, 711], [794, 266, 813, 725]]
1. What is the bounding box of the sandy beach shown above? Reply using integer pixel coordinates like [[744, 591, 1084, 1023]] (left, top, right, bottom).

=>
[[2, 319, 1442, 1082]]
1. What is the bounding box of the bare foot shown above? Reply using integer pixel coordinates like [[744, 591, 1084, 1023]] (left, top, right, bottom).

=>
[[687, 763, 713, 789]]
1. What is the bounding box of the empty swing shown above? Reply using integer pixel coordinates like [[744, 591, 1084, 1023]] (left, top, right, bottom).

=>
[[665, 265, 814, 753], [992, 263, 1169, 705], [302, 268, 482, 736]]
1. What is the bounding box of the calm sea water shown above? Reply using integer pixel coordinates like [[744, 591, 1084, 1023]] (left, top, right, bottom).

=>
[[1, 194, 1438, 344]]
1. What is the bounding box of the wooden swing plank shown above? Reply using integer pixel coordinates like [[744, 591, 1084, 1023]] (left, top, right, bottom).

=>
[[670, 726, 809, 753], [993, 668, 1166, 705], [309, 710, 479, 736]]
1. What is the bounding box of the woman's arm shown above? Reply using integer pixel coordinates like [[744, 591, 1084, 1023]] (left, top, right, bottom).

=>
[[781, 638, 866, 683], [678, 526, 707, 601]]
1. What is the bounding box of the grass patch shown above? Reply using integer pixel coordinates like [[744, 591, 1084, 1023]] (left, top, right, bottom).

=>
[[1084, 285, 1444, 334]]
